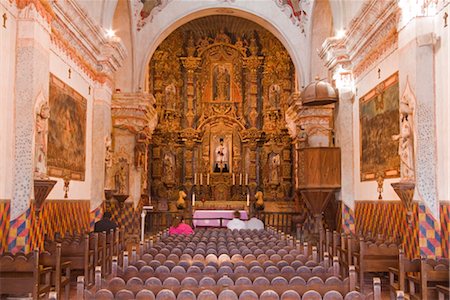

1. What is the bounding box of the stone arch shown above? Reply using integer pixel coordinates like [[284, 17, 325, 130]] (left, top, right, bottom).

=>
[[131, 0, 310, 92]]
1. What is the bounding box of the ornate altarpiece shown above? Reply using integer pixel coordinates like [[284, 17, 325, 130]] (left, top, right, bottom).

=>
[[147, 16, 295, 210]]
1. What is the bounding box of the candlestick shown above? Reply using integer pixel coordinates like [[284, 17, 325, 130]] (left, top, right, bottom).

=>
[[239, 173, 242, 185], [232, 173, 235, 185], [245, 174, 249, 185], [192, 193, 196, 206], [200, 173, 203, 185], [246, 193, 250, 206], [194, 173, 197, 185], [207, 173, 210, 185]]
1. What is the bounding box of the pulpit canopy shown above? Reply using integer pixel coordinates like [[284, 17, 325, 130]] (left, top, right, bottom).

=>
[[301, 79, 338, 106]]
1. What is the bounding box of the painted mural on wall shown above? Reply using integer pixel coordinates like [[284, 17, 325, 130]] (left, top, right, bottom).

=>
[[359, 73, 400, 181], [47, 74, 87, 181]]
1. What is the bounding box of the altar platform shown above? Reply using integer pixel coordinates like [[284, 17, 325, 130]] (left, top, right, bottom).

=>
[[192, 210, 248, 228]]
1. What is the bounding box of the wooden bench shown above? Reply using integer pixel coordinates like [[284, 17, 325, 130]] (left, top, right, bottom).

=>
[[407, 257, 449, 300], [0, 249, 52, 299], [353, 237, 399, 293], [388, 248, 420, 299], [436, 284, 450, 300], [40, 243, 71, 300]]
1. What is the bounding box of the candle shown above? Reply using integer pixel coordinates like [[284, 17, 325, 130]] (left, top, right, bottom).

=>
[[192, 193, 196, 206], [232, 173, 235, 185], [239, 173, 242, 185], [207, 173, 210, 185], [246, 193, 250, 206], [245, 174, 249, 185], [194, 173, 197, 185], [200, 173, 203, 185]]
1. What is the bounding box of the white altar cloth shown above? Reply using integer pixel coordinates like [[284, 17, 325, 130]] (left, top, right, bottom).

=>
[[192, 210, 248, 228]]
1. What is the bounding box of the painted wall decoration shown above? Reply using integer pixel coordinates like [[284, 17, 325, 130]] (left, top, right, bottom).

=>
[[47, 74, 87, 180], [359, 73, 400, 181]]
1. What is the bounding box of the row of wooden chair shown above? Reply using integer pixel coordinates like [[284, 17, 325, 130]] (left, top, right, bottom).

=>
[[389, 251, 449, 300], [0, 244, 70, 299]]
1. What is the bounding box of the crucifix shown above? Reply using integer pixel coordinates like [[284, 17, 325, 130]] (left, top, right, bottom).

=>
[[68, 68, 72, 79], [444, 12, 448, 28], [2, 13, 7, 28], [377, 68, 381, 79]]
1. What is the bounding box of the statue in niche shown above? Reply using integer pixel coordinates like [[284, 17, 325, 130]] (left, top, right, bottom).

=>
[[269, 153, 281, 184], [213, 64, 231, 101], [214, 29, 231, 43], [269, 84, 281, 109], [165, 83, 177, 110], [162, 153, 175, 183], [392, 82, 415, 182], [35, 101, 50, 179], [104, 135, 114, 189], [115, 160, 129, 195], [214, 138, 229, 173]]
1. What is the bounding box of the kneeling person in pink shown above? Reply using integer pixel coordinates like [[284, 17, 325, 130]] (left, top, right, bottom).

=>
[[169, 215, 194, 235]]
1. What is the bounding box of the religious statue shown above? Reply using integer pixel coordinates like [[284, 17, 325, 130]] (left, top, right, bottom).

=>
[[165, 83, 177, 110], [268, 84, 281, 109], [270, 154, 281, 184], [255, 191, 264, 210], [163, 153, 175, 183], [213, 64, 230, 101], [176, 190, 187, 209], [214, 138, 229, 173], [115, 161, 128, 195], [104, 135, 114, 189], [392, 98, 415, 181], [35, 102, 50, 179]]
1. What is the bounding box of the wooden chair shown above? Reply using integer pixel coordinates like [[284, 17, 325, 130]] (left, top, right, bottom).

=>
[[436, 285, 450, 300], [40, 243, 71, 300], [353, 237, 399, 293], [407, 257, 450, 300], [388, 249, 420, 299], [0, 249, 52, 299]]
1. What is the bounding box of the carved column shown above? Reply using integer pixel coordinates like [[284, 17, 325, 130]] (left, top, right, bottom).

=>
[[181, 57, 200, 128], [111, 93, 158, 207], [244, 39, 262, 128]]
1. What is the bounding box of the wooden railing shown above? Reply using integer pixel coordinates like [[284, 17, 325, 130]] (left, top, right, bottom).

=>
[[255, 211, 298, 235], [144, 211, 300, 235]]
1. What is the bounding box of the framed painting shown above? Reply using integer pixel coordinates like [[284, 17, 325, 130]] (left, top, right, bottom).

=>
[[47, 74, 87, 181], [212, 63, 232, 101], [359, 73, 400, 181]]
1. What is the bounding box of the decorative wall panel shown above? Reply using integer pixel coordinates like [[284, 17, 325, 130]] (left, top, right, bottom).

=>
[[29, 200, 90, 250], [418, 204, 442, 258], [48, 74, 87, 180], [440, 203, 450, 258], [355, 201, 419, 259], [0, 201, 10, 254], [7, 209, 30, 254]]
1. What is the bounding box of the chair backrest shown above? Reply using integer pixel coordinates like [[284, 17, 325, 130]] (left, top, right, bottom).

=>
[[177, 289, 197, 300], [344, 291, 364, 300], [218, 290, 239, 300], [323, 291, 344, 300], [239, 290, 259, 300], [94, 288, 114, 300], [280, 290, 301, 300], [116, 289, 135, 300], [156, 289, 177, 300], [235, 276, 252, 286], [260, 290, 280, 300], [253, 276, 270, 286], [163, 276, 181, 287], [136, 289, 156, 300], [302, 290, 322, 300], [198, 289, 218, 300]]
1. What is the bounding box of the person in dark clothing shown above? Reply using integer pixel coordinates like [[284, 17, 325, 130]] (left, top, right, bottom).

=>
[[94, 211, 118, 232]]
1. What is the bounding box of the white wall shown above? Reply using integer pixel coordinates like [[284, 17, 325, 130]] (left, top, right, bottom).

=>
[[0, 1, 17, 200]]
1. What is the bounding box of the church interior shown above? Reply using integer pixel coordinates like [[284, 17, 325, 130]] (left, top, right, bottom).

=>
[[0, 0, 449, 299]]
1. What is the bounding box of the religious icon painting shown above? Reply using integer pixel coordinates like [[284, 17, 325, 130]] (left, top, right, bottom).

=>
[[211, 134, 232, 173], [212, 63, 232, 101], [47, 74, 87, 181]]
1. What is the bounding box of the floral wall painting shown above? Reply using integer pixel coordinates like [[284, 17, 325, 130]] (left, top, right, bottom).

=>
[[47, 74, 87, 181], [359, 73, 400, 181]]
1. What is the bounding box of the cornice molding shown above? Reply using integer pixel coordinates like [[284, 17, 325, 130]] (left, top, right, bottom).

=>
[[319, 0, 400, 78]]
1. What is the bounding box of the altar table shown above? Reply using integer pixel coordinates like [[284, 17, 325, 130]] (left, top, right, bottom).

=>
[[192, 210, 248, 228]]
